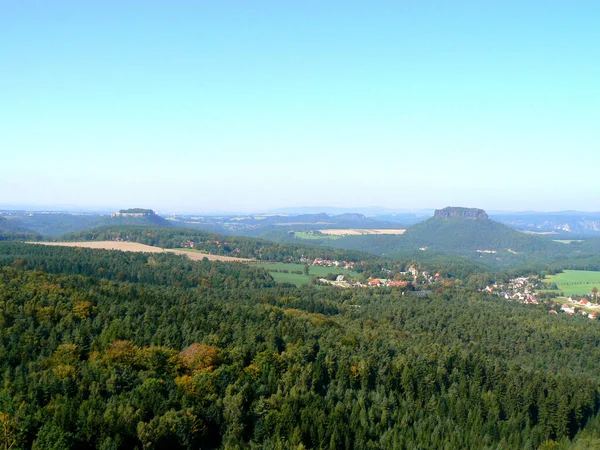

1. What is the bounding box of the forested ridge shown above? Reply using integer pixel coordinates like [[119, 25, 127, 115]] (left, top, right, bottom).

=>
[[55, 227, 491, 281], [0, 242, 276, 290], [1, 243, 600, 449], [0, 217, 41, 242], [59, 226, 381, 265]]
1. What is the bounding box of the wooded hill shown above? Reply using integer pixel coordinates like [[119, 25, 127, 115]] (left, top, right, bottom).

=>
[[0, 210, 170, 236], [0, 242, 599, 448], [326, 207, 588, 268], [0, 216, 41, 241], [0, 216, 30, 233], [2, 213, 104, 236]]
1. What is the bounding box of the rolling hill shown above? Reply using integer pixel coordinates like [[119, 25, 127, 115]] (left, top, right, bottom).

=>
[[0, 216, 41, 241], [0, 216, 29, 233], [7, 213, 105, 236], [57, 225, 384, 265], [0, 209, 172, 236]]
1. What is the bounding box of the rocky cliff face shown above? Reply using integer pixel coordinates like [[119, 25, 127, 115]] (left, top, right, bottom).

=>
[[114, 208, 156, 218], [434, 207, 489, 221]]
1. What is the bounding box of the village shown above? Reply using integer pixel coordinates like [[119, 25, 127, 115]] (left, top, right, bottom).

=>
[[309, 257, 438, 292], [316, 274, 415, 289], [484, 277, 540, 305], [485, 276, 599, 320]]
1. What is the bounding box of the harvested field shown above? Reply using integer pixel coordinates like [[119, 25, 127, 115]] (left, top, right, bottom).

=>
[[28, 241, 253, 262], [319, 229, 406, 236]]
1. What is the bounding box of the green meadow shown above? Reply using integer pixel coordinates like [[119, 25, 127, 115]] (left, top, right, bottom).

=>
[[543, 270, 600, 296], [251, 262, 361, 287]]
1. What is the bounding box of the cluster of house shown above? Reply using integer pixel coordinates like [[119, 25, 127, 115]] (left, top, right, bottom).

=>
[[485, 276, 599, 320], [484, 277, 539, 304], [368, 278, 410, 287], [566, 296, 599, 307], [307, 258, 444, 293], [555, 300, 598, 319], [317, 275, 362, 288], [318, 275, 411, 289], [378, 266, 438, 283], [209, 240, 231, 246], [305, 258, 441, 281], [309, 258, 357, 270]]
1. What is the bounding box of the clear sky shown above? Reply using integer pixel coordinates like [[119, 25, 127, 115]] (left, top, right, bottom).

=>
[[1, 1, 599, 213]]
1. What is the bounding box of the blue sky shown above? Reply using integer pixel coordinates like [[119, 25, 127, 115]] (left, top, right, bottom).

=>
[[1, 1, 599, 213]]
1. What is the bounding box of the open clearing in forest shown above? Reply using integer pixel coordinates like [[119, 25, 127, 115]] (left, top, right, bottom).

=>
[[251, 262, 361, 287], [543, 270, 600, 296], [28, 241, 253, 262], [319, 229, 406, 236], [170, 247, 253, 262]]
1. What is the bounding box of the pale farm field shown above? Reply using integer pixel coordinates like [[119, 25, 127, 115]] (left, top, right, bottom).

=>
[[319, 229, 406, 236], [29, 241, 253, 262]]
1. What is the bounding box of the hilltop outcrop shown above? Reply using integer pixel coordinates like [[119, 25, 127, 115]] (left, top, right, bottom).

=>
[[434, 207, 489, 221]]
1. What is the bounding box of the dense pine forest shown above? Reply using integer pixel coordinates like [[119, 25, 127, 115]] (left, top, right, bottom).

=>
[[0, 242, 599, 449]]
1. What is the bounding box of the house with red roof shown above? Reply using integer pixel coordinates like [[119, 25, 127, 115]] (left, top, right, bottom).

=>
[[561, 304, 575, 314]]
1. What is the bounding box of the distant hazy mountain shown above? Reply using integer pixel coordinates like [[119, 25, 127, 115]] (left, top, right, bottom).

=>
[[0, 216, 30, 233], [492, 211, 600, 235], [0, 216, 43, 240], [268, 206, 434, 216], [8, 213, 105, 236], [0, 210, 172, 236]]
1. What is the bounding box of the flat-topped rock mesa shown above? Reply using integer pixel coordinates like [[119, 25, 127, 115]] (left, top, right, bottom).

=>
[[113, 208, 156, 218], [105, 208, 172, 228], [434, 207, 489, 221]]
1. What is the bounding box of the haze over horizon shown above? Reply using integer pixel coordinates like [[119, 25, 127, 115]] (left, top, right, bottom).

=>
[[3, 201, 600, 218], [2, 1, 599, 211]]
